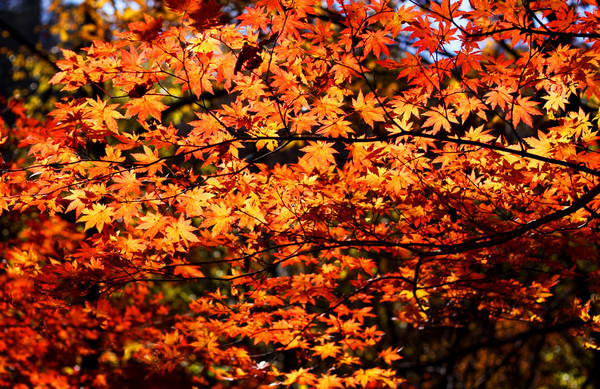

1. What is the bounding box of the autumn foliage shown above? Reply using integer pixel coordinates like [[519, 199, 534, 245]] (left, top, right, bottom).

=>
[[2, 0, 600, 387]]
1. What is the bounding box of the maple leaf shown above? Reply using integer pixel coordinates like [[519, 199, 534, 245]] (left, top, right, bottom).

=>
[[87, 97, 124, 133], [317, 119, 354, 137], [484, 86, 511, 111], [361, 29, 395, 59], [137, 212, 168, 238], [511, 96, 541, 127], [542, 89, 569, 113], [284, 368, 318, 386], [131, 145, 165, 175], [463, 125, 496, 143], [314, 342, 341, 359], [353, 91, 385, 128], [166, 0, 224, 31], [165, 215, 200, 247], [78, 204, 113, 232], [300, 142, 337, 171], [237, 6, 270, 32], [355, 368, 401, 388], [234, 43, 264, 74], [422, 107, 458, 134], [125, 94, 167, 122], [353, 368, 380, 387], [316, 374, 345, 389], [379, 347, 403, 364], [526, 131, 554, 158], [64, 189, 90, 218], [109, 171, 140, 196], [453, 93, 488, 123], [179, 187, 214, 217], [127, 82, 152, 99], [201, 204, 233, 235], [48, 49, 89, 91], [128, 14, 163, 42], [118, 234, 148, 258], [164, 0, 193, 12], [233, 34, 278, 74], [239, 193, 267, 229]]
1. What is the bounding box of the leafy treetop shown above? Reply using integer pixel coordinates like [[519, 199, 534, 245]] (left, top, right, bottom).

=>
[[2, 0, 600, 387]]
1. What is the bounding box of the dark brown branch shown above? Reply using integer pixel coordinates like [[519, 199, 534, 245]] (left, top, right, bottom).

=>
[[240, 133, 600, 178], [321, 183, 600, 257], [466, 27, 600, 41], [423, 183, 600, 257]]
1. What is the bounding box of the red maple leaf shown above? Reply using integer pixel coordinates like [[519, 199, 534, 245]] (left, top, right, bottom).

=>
[[128, 14, 163, 42], [166, 0, 224, 31]]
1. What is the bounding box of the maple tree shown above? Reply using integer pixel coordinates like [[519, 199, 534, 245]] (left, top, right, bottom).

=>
[[3, 0, 600, 387]]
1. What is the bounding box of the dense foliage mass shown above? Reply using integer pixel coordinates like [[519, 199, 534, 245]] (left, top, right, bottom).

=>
[[2, 0, 600, 387]]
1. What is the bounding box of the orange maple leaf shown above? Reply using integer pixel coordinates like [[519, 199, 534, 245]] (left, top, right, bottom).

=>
[[511, 96, 541, 127], [125, 94, 167, 122], [353, 91, 385, 128], [484, 86, 511, 110], [361, 29, 395, 59], [316, 374, 345, 389], [300, 142, 337, 170], [165, 215, 200, 247], [422, 107, 458, 134], [131, 145, 165, 175], [87, 97, 124, 133], [313, 342, 341, 359], [137, 212, 168, 238], [379, 346, 403, 364], [526, 131, 554, 158], [201, 204, 233, 235]]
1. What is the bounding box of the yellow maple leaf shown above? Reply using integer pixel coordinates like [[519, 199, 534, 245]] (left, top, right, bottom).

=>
[[283, 368, 317, 386], [527, 131, 553, 157], [542, 89, 568, 113], [87, 96, 124, 133], [463, 125, 495, 143], [78, 204, 113, 232]]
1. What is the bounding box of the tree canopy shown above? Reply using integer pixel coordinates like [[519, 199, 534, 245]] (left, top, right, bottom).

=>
[[2, 0, 600, 387]]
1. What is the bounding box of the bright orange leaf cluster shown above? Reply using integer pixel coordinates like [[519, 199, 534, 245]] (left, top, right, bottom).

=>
[[2, 0, 600, 387]]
